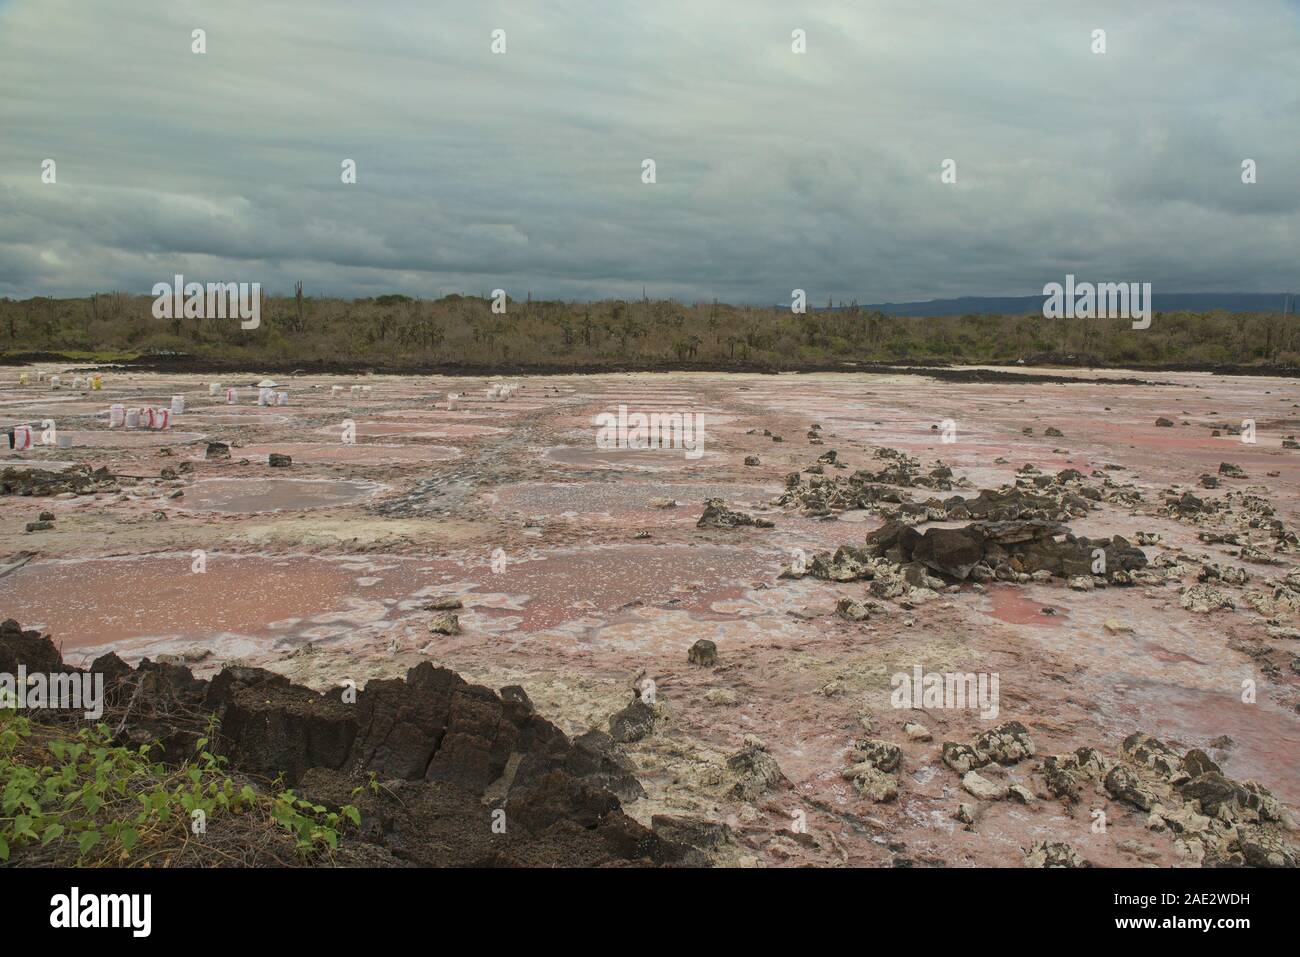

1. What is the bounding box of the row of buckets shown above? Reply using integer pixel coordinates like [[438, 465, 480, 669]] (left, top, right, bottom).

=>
[[108, 401, 180, 430], [445, 381, 518, 410], [18, 372, 103, 390], [207, 383, 290, 406], [7, 424, 64, 450]]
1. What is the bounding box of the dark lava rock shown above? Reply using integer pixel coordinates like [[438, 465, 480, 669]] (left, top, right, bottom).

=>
[[0, 619, 664, 867], [205, 442, 231, 460], [1155, 417, 1175, 427], [268, 453, 292, 467], [0, 618, 64, 674], [696, 497, 774, 529], [608, 697, 656, 743], [687, 638, 717, 667]]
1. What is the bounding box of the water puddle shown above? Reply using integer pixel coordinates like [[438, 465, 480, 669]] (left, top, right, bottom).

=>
[[175, 477, 387, 512]]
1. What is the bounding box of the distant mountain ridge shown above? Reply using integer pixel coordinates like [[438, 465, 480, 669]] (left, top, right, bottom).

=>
[[824, 293, 1296, 316]]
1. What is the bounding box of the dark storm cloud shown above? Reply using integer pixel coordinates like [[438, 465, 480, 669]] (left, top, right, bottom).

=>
[[1, 0, 1296, 303]]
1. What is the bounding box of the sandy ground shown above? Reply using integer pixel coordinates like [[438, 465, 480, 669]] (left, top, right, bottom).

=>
[[2, 364, 1298, 867]]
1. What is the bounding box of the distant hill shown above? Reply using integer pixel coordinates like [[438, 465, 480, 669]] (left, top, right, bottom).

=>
[[834, 293, 1296, 317]]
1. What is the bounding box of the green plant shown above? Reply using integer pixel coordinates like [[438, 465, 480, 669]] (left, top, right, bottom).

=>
[[270, 789, 360, 855], [0, 709, 356, 865]]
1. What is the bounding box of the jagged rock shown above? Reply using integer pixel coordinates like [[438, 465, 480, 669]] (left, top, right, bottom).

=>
[[2, 620, 661, 866], [687, 638, 717, 667], [424, 596, 464, 611], [1182, 748, 1221, 778], [268, 453, 292, 467], [962, 770, 1007, 801], [428, 613, 460, 635], [0, 618, 64, 674], [1122, 733, 1185, 780], [903, 722, 932, 742], [1104, 764, 1158, 811], [609, 697, 656, 743], [974, 721, 1035, 764], [836, 597, 870, 622], [651, 814, 732, 852], [809, 545, 874, 582], [1008, 784, 1037, 804], [1024, 840, 1090, 867], [850, 739, 903, 773], [942, 742, 990, 774], [1180, 584, 1234, 613], [727, 744, 784, 800], [743, 456, 760, 466], [1155, 417, 1174, 427], [205, 442, 231, 460], [1238, 829, 1299, 868], [850, 765, 899, 802], [696, 498, 774, 529]]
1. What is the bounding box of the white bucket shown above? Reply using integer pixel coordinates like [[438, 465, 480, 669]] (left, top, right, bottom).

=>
[[73, 376, 85, 389], [12, 425, 33, 450], [154, 408, 170, 430], [109, 404, 125, 428], [141, 407, 156, 429], [209, 383, 221, 395], [257, 388, 270, 406], [125, 407, 141, 429], [331, 385, 343, 395], [226, 388, 238, 404], [50, 375, 61, 389], [170, 395, 185, 415], [277, 391, 288, 406], [350, 385, 361, 394]]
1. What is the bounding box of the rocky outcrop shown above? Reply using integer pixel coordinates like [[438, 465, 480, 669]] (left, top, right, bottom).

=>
[[1, 465, 118, 497], [696, 498, 774, 529], [0, 619, 682, 868], [859, 519, 1146, 584]]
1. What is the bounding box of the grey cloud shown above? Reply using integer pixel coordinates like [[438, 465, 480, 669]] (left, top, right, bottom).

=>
[[1, 0, 1297, 304]]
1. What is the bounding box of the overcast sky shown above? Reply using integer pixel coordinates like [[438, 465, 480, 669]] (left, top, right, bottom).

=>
[[1, 0, 1297, 303]]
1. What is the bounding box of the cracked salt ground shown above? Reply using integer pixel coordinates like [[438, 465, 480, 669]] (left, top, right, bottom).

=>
[[457, 544, 780, 632], [172, 477, 388, 512], [956, 585, 1300, 804], [0, 553, 462, 659], [206, 443, 461, 465], [55, 430, 207, 448], [314, 420, 505, 439], [4, 366, 1300, 867], [543, 445, 721, 470], [484, 481, 779, 521]]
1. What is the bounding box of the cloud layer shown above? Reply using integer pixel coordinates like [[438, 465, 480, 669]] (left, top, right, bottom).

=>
[[1, 0, 1297, 302]]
